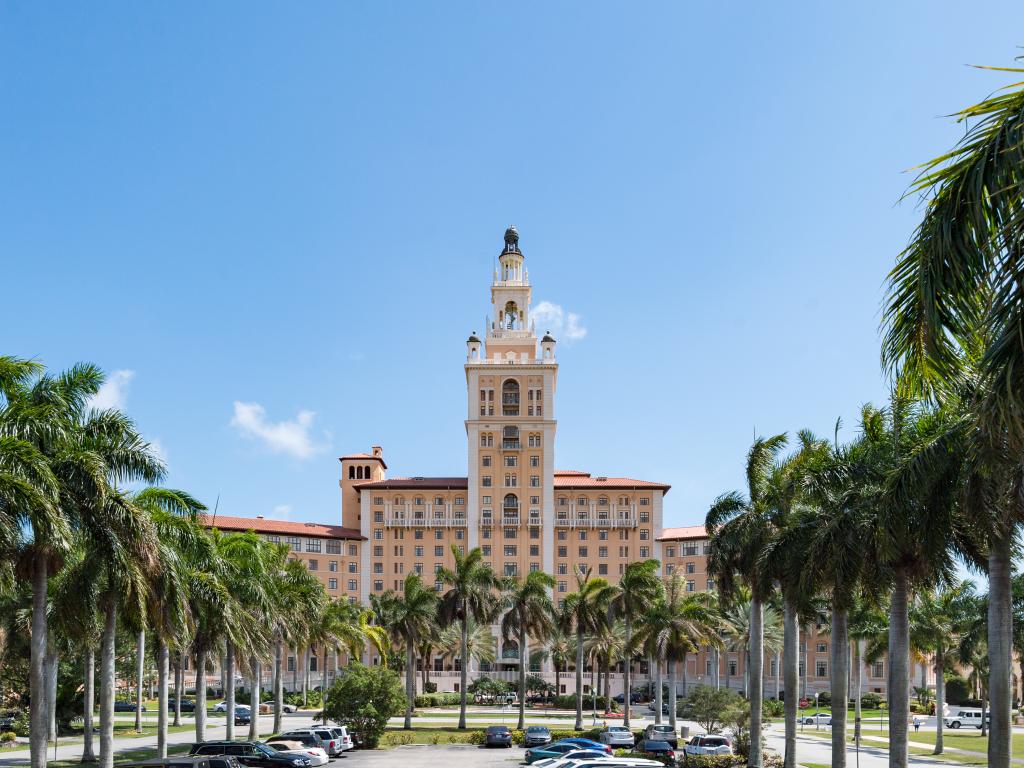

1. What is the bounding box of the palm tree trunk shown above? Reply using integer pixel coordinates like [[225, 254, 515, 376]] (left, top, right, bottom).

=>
[[989, 533, 1012, 768], [29, 553, 49, 768], [274, 642, 284, 734], [830, 606, 849, 768], [321, 647, 327, 697], [194, 649, 208, 742], [682, 653, 689, 699], [458, 615, 469, 729], [574, 629, 585, 730], [774, 651, 781, 700], [982, 689, 988, 737], [853, 638, 863, 753], [301, 648, 308, 706], [291, 648, 297, 693], [82, 647, 97, 763], [248, 659, 260, 741], [99, 601, 117, 768], [157, 640, 169, 758], [712, 646, 720, 689], [46, 644, 58, 741], [653, 655, 663, 725], [748, 596, 764, 768], [933, 644, 944, 755], [604, 653, 611, 705], [888, 567, 910, 768], [668, 659, 678, 730], [517, 630, 527, 730], [172, 658, 182, 727], [225, 643, 235, 741], [135, 630, 145, 733], [404, 640, 414, 730], [623, 623, 633, 728], [783, 599, 797, 768]]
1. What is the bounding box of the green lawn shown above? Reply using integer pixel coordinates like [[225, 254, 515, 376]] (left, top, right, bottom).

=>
[[378, 727, 482, 747]]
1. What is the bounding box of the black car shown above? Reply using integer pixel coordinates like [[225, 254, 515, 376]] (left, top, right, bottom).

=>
[[114, 701, 146, 712], [484, 725, 512, 748], [176, 700, 197, 713], [190, 742, 309, 768], [613, 693, 643, 704], [635, 739, 677, 764]]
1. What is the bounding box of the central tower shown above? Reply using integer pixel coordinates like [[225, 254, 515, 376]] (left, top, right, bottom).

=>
[[465, 227, 558, 577]]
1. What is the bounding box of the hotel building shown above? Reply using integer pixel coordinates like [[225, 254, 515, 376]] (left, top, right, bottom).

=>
[[203, 228, 931, 700]]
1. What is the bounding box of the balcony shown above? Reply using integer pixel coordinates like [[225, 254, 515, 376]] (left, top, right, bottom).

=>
[[501, 515, 520, 526], [501, 441, 521, 451]]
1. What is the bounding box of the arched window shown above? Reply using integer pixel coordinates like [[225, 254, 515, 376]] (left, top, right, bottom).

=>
[[348, 466, 355, 479], [558, 496, 568, 507], [503, 301, 520, 329], [364, 465, 371, 478], [502, 379, 520, 416], [598, 496, 609, 506], [503, 493, 519, 511], [356, 466, 363, 480], [394, 495, 404, 506], [414, 496, 424, 506], [435, 496, 445, 506]]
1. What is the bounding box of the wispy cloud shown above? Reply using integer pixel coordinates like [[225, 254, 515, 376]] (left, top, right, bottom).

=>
[[149, 438, 168, 467], [272, 504, 293, 520], [533, 301, 587, 342], [89, 369, 135, 411], [230, 402, 328, 460]]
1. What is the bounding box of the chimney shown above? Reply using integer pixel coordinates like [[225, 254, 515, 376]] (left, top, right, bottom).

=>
[[372, 445, 383, 458]]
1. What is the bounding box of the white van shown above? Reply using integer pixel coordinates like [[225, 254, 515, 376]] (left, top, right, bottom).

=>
[[943, 708, 988, 729]]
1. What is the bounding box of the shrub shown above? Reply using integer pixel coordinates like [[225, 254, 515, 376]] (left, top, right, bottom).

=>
[[0, 732, 16, 745], [551, 694, 616, 711], [320, 663, 406, 748], [817, 691, 831, 706], [423, 682, 437, 694], [860, 692, 883, 709], [10, 711, 29, 738], [944, 676, 971, 706], [687, 686, 744, 734], [413, 692, 461, 707], [762, 698, 784, 718]]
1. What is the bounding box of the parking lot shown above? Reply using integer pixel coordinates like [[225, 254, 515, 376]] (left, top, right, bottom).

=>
[[347, 744, 525, 768]]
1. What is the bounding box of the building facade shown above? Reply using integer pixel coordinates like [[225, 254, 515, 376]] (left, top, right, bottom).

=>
[[202, 228, 935, 700]]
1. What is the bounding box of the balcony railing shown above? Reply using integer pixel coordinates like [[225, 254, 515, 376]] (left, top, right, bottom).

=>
[[501, 441, 521, 450], [501, 515, 520, 526]]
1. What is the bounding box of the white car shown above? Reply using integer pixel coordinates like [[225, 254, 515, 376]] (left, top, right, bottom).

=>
[[263, 700, 297, 713], [944, 708, 987, 729], [543, 759, 662, 768], [532, 750, 611, 768], [598, 726, 636, 747], [800, 712, 833, 726], [683, 735, 733, 756], [265, 740, 329, 766], [213, 702, 227, 713]]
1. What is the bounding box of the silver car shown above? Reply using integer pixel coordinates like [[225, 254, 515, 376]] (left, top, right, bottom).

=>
[[598, 725, 635, 747]]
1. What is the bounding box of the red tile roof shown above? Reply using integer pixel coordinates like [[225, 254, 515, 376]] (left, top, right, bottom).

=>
[[658, 525, 707, 541], [356, 477, 469, 490], [200, 514, 364, 540], [554, 475, 671, 492], [339, 453, 387, 469], [554, 470, 591, 476]]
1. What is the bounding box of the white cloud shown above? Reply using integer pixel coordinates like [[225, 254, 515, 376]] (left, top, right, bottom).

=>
[[272, 504, 293, 520], [230, 401, 327, 460], [533, 301, 588, 342], [148, 438, 168, 466], [89, 369, 135, 411]]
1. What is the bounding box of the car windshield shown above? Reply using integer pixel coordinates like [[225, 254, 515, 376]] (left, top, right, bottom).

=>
[[253, 744, 278, 756], [528, 727, 547, 732], [487, 727, 508, 733]]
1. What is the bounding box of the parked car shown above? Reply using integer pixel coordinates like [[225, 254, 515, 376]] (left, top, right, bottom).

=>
[[280, 728, 343, 757], [233, 706, 252, 726], [262, 701, 296, 714], [551, 737, 612, 753], [799, 712, 833, 726], [544, 759, 663, 768], [598, 726, 635, 747], [526, 740, 615, 763], [634, 739, 677, 764], [325, 726, 354, 752], [485, 725, 513, 747], [944, 708, 988, 730], [177, 700, 197, 713], [642, 724, 677, 748], [114, 701, 145, 712], [124, 759, 216, 768], [189, 741, 310, 768], [264, 741, 328, 767], [683, 735, 733, 757], [524, 725, 552, 747], [530, 749, 608, 768], [613, 693, 643, 704], [214, 702, 228, 713]]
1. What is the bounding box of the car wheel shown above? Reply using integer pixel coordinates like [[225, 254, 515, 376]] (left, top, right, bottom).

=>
[[951, 722, 960, 729]]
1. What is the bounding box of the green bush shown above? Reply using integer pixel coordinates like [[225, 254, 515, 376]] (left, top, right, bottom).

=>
[[762, 698, 784, 718], [817, 691, 832, 706], [0, 732, 16, 745], [423, 682, 437, 694], [320, 663, 406, 748], [944, 676, 970, 706], [413, 692, 462, 707], [551, 694, 616, 711], [10, 711, 29, 738], [678, 754, 782, 768], [467, 729, 487, 745], [860, 692, 883, 709]]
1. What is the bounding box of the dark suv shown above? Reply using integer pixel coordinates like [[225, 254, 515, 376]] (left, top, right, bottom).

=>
[[190, 742, 309, 768]]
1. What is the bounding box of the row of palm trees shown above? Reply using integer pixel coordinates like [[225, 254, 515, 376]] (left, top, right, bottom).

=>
[[0, 358, 386, 768]]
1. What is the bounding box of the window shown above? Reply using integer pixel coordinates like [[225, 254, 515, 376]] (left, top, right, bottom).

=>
[[639, 529, 649, 540], [707, 579, 715, 590], [640, 511, 650, 523], [265, 535, 281, 545], [394, 562, 404, 574], [414, 529, 423, 539], [558, 496, 568, 507], [502, 379, 520, 416], [577, 497, 587, 507], [348, 579, 357, 591], [328, 578, 337, 590], [686, 580, 695, 592], [480, 433, 493, 447], [373, 562, 382, 574], [435, 529, 443, 539], [530, 476, 540, 487], [557, 530, 567, 540], [374, 497, 384, 505], [482, 456, 492, 467], [579, 530, 587, 540], [455, 529, 464, 540], [373, 545, 383, 557], [686, 562, 695, 574], [308, 559, 318, 571], [482, 545, 491, 556], [326, 541, 341, 554], [640, 546, 649, 558], [530, 562, 540, 572], [558, 546, 567, 558], [816, 661, 828, 677], [598, 564, 608, 575], [558, 581, 567, 593], [579, 546, 588, 557], [482, 528, 491, 539], [504, 527, 516, 538], [557, 563, 567, 575], [374, 580, 383, 592], [666, 546, 675, 558], [640, 498, 650, 506], [435, 496, 445, 506], [482, 495, 492, 505], [329, 560, 338, 572], [817, 642, 828, 653], [599, 530, 608, 540], [393, 545, 403, 556], [504, 563, 517, 576], [729, 660, 738, 676], [504, 545, 517, 557], [434, 546, 444, 556], [872, 661, 884, 678], [482, 476, 492, 487], [504, 455, 516, 467], [530, 455, 539, 468], [348, 544, 358, 556], [348, 562, 357, 573], [666, 564, 674, 574], [598, 546, 608, 558], [530, 496, 539, 505], [286, 536, 301, 551], [373, 529, 383, 540], [414, 546, 424, 557], [505, 474, 517, 487], [529, 544, 539, 556]]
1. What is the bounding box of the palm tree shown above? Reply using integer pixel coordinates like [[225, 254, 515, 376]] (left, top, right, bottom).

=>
[[585, 620, 626, 708], [438, 546, 502, 729], [640, 575, 716, 731], [547, 626, 574, 701], [501, 570, 555, 729], [721, 596, 783, 698], [562, 567, 610, 731], [706, 433, 788, 768], [605, 559, 661, 728], [391, 573, 439, 729], [880, 63, 1024, 768], [911, 581, 974, 755], [847, 599, 888, 752]]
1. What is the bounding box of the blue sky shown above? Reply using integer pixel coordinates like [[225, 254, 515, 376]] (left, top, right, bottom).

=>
[[3, 2, 1023, 530]]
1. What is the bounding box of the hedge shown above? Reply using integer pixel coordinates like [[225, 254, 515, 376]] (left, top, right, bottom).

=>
[[413, 692, 462, 707], [551, 694, 617, 711], [683, 757, 782, 768]]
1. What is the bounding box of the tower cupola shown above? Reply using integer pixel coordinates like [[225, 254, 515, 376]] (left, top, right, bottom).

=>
[[466, 331, 482, 361], [497, 225, 526, 284]]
